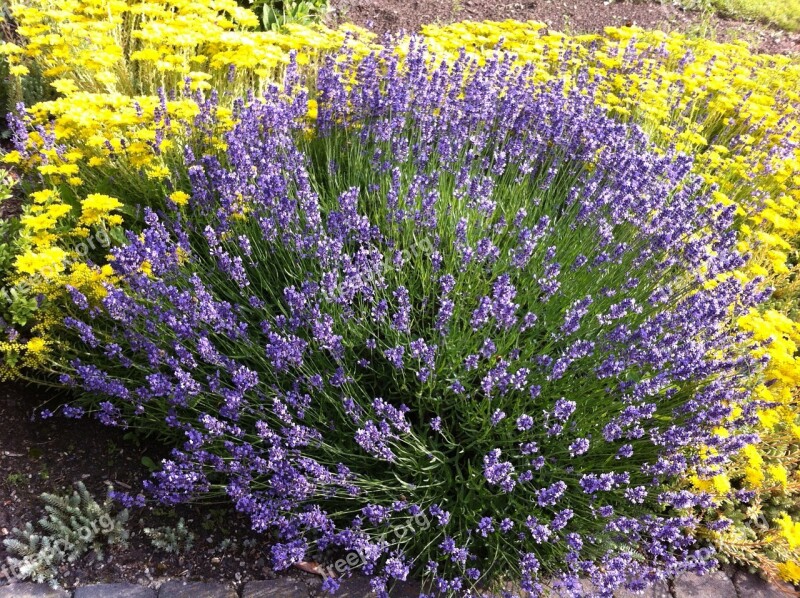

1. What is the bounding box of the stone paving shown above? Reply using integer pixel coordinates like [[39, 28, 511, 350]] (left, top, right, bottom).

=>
[[0, 569, 795, 598]]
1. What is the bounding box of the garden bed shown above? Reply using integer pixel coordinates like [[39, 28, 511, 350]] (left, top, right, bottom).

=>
[[1, 0, 799, 595]]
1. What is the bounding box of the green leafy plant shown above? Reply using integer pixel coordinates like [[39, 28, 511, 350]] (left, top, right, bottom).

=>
[[3, 482, 130, 585], [240, 0, 328, 30], [668, 0, 800, 32], [144, 518, 195, 554], [4, 472, 24, 487], [3, 286, 36, 326]]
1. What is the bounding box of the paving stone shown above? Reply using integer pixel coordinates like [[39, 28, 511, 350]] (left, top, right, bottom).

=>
[[18, 568, 793, 598], [75, 583, 156, 598], [242, 578, 308, 597], [539, 578, 593, 597], [274, 575, 418, 597], [540, 577, 673, 598], [615, 580, 672, 598], [157, 581, 236, 598], [476, 580, 522, 597], [0, 583, 70, 598], [329, 576, 372, 597], [673, 571, 735, 598], [386, 580, 422, 597], [733, 570, 796, 598]]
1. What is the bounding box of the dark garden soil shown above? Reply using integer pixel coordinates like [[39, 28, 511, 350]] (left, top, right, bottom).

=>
[[0, 381, 318, 592], [327, 0, 800, 55], [1, 0, 799, 592]]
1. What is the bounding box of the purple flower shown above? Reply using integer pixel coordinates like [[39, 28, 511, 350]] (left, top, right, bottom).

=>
[[321, 578, 340, 594], [516, 414, 534, 431], [483, 449, 516, 493], [476, 517, 495, 537], [552, 398, 576, 421], [536, 481, 567, 507], [355, 420, 396, 462], [391, 287, 411, 333], [568, 438, 590, 457], [384, 346, 404, 369], [384, 556, 409, 581]]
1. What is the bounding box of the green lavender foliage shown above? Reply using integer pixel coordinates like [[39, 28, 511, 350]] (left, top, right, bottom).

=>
[[143, 517, 195, 554], [3, 482, 130, 585], [0, 170, 26, 329]]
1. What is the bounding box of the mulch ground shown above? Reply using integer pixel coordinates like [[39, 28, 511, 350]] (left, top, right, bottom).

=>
[[1, 0, 799, 590]]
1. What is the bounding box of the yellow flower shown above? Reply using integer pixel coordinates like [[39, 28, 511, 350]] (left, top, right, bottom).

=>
[[26, 337, 47, 353], [690, 475, 713, 493], [777, 561, 800, 583], [742, 444, 763, 468], [51, 78, 80, 95], [777, 513, 800, 549], [80, 193, 123, 225], [30, 189, 58, 204], [712, 474, 731, 494], [21, 213, 58, 232], [9, 64, 29, 76], [768, 464, 789, 490], [744, 466, 765, 488], [146, 165, 170, 180], [169, 191, 190, 206], [307, 99, 318, 120], [757, 408, 781, 430], [15, 246, 68, 276], [2, 150, 22, 164]]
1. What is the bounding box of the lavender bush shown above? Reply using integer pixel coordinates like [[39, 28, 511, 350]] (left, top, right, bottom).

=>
[[48, 45, 768, 597]]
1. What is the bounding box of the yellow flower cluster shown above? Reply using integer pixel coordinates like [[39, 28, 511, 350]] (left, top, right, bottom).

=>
[[80, 193, 124, 226], [13, 188, 122, 274], [1, 186, 119, 377], [1, 0, 377, 180], [2, 261, 115, 375]]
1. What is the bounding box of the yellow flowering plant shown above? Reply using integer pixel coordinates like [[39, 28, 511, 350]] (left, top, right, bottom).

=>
[[0, 0, 378, 178], [0, 0, 379, 378], [0, 184, 122, 376]]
